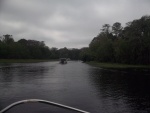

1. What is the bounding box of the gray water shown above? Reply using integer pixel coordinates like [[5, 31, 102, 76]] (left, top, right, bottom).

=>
[[0, 61, 150, 113]]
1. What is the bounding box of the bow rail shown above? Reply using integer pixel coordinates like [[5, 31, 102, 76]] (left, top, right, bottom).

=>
[[0, 99, 89, 113]]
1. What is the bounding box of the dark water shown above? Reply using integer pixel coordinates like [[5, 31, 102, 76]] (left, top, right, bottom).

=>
[[0, 61, 150, 113]]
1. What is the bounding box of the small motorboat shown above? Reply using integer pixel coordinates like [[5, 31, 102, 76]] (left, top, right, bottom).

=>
[[0, 99, 89, 113], [59, 58, 67, 64]]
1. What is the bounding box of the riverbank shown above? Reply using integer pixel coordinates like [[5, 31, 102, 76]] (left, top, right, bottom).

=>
[[0, 59, 58, 63], [87, 61, 150, 70]]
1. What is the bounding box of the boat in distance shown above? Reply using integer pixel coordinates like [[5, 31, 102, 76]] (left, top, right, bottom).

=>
[[59, 58, 67, 64]]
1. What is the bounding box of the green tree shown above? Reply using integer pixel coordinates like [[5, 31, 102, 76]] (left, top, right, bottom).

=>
[[80, 47, 92, 62], [2, 34, 14, 44], [112, 22, 123, 38]]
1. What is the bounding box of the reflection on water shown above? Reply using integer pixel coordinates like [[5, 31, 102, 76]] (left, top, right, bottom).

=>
[[0, 61, 150, 113], [89, 68, 150, 113]]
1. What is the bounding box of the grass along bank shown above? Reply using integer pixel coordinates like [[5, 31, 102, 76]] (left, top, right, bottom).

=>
[[87, 61, 150, 70], [0, 59, 58, 63]]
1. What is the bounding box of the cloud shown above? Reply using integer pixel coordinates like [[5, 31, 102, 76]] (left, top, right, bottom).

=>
[[0, 0, 150, 48]]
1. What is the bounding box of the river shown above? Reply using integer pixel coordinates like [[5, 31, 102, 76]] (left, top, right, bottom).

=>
[[0, 61, 150, 113]]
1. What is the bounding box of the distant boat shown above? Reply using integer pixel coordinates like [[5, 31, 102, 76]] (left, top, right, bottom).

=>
[[0, 99, 89, 113], [59, 58, 67, 64]]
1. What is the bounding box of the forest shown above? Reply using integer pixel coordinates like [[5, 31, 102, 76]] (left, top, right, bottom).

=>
[[0, 15, 150, 65], [81, 15, 150, 65], [0, 35, 80, 60]]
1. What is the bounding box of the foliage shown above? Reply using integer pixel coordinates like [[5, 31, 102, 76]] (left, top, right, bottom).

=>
[[58, 47, 80, 60], [80, 47, 93, 62], [0, 35, 81, 60], [1, 15, 149, 64], [0, 35, 51, 59], [87, 15, 150, 65]]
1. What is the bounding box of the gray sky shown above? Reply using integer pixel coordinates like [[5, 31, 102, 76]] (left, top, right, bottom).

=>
[[0, 0, 150, 48]]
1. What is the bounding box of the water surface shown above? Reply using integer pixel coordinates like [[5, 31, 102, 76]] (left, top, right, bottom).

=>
[[0, 61, 150, 113]]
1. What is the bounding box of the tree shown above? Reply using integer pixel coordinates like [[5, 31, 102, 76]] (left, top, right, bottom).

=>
[[0, 35, 53, 59], [58, 47, 69, 58], [80, 47, 92, 62], [50, 47, 59, 59], [18, 39, 28, 46], [68, 48, 80, 60], [112, 22, 123, 38], [2, 34, 14, 44], [101, 24, 110, 33], [87, 15, 150, 65]]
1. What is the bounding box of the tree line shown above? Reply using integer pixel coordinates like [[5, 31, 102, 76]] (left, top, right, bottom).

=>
[[81, 15, 150, 65], [1, 15, 149, 64], [0, 34, 80, 60]]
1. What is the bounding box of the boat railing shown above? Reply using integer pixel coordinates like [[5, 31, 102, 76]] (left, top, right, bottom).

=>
[[0, 99, 89, 113]]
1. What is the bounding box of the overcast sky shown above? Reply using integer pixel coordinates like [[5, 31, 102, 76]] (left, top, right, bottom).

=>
[[0, 0, 150, 48]]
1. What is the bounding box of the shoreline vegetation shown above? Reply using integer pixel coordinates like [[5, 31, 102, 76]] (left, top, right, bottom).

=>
[[0, 59, 58, 63], [87, 61, 150, 70], [0, 15, 150, 66], [80, 15, 150, 65]]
